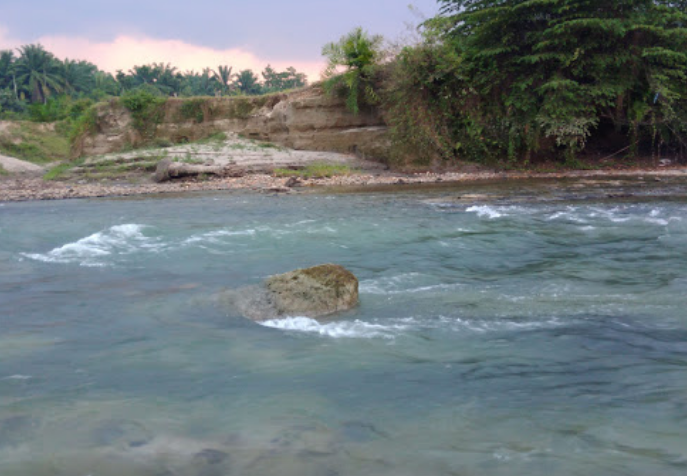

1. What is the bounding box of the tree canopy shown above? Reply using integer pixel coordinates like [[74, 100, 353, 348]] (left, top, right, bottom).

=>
[[383, 0, 687, 164], [0, 44, 308, 120]]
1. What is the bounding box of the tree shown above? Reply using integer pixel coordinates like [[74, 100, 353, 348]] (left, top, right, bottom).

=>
[[261, 65, 282, 92], [322, 27, 384, 114], [14, 44, 64, 103], [93, 71, 120, 97], [234, 69, 262, 95], [153, 63, 183, 96], [433, 0, 687, 160], [213, 65, 234, 95], [115, 63, 184, 96], [61, 59, 97, 95], [0, 50, 15, 91], [262, 65, 307, 93]]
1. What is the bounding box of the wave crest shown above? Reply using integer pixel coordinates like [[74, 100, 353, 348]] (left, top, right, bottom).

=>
[[259, 317, 409, 339], [22, 224, 158, 267]]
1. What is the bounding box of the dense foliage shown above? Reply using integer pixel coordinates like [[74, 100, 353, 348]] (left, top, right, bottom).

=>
[[381, 0, 687, 165], [0, 44, 308, 121]]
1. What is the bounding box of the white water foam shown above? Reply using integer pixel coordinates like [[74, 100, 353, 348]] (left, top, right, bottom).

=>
[[360, 273, 464, 296], [259, 317, 409, 339], [543, 206, 684, 229], [183, 229, 256, 245], [546, 207, 590, 223], [466, 205, 504, 219], [361, 281, 463, 296], [2, 375, 32, 381], [287, 219, 317, 227], [22, 224, 159, 267], [260, 315, 562, 339], [435, 315, 563, 333]]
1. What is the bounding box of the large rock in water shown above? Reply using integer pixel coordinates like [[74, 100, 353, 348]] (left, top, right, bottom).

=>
[[264, 264, 359, 319]]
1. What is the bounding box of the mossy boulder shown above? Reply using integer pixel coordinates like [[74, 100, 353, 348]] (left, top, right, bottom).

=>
[[264, 264, 359, 319]]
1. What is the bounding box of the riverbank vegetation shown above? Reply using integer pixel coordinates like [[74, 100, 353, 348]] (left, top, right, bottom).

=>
[[274, 163, 355, 179], [3, 1, 687, 173], [325, 0, 687, 167], [0, 44, 307, 122], [0, 121, 70, 164]]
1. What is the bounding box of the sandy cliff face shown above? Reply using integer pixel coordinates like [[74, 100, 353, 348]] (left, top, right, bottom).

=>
[[75, 87, 390, 160]]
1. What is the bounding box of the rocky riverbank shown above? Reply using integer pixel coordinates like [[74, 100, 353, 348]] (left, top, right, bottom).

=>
[[2, 167, 687, 202]]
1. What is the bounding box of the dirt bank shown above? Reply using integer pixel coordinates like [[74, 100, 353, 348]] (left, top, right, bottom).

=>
[[73, 87, 389, 160]]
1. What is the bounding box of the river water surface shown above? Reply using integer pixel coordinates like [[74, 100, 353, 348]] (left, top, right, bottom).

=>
[[1, 180, 686, 476]]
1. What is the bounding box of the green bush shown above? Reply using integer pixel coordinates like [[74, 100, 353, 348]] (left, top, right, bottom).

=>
[[0, 88, 28, 119], [229, 97, 257, 119], [383, 42, 468, 167], [179, 98, 209, 123], [68, 105, 99, 143], [119, 88, 167, 140]]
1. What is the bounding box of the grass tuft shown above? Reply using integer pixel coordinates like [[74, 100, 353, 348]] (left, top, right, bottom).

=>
[[274, 163, 354, 179], [43, 162, 75, 181], [0, 122, 70, 164]]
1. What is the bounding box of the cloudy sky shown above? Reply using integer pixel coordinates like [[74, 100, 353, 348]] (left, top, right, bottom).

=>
[[0, 1, 440, 80]]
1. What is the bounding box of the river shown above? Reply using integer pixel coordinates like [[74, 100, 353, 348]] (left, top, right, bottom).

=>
[[1, 180, 686, 475]]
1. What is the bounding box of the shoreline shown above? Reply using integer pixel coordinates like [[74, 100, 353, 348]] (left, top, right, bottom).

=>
[[2, 167, 687, 202]]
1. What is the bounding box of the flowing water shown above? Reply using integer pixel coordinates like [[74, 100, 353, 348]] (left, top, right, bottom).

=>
[[1, 180, 687, 476]]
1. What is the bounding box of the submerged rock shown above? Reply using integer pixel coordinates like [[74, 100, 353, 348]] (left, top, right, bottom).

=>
[[0, 415, 39, 448], [194, 448, 229, 465], [222, 264, 359, 321], [90, 419, 153, 448], [265, 264, 359, 319]]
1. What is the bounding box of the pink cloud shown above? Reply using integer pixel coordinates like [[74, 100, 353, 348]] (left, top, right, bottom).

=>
[[0, 27, 325, 82]]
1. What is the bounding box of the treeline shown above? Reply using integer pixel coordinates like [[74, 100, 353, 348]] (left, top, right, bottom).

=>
[[0, 44, 307, 121], [326, 0, 687, 165]]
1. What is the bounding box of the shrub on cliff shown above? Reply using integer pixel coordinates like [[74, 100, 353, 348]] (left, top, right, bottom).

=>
[[119, 87, 167, 140]]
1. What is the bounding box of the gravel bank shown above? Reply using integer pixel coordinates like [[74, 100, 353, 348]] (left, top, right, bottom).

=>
[[0, 154, 44, 173], [2, 168, 687, 202]]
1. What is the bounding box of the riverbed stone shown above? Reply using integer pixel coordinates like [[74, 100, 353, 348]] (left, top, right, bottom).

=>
[[194, 448, 229, 465], [264, 264, 359, 320]]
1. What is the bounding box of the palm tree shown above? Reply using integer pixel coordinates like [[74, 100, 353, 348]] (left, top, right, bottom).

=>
[[94, 71, 120, 96], [0, 50, 21, 111], [154, 63, 183, 96], [234, 69, 262, 95], [0, 50, 15, 91], [129, 64, 156, 86], [322, 27, 383, 114], [14, 44, 64, 103], [213, 65, 233, 95], [200, 68, 218, 95], [61, 59, 97, 95]]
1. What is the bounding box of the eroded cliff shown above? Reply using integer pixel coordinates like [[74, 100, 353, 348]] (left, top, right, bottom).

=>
[[73, 87, 390, 160]]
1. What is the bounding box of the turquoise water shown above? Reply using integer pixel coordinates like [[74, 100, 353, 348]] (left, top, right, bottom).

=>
[[1, 183, 687, 476]]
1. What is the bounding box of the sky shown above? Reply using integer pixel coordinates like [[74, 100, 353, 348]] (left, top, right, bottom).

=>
[[0, 0, 441, 81]]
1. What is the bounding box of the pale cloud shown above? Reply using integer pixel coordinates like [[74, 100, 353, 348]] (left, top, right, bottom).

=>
[[0, 27, 325, 82]]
